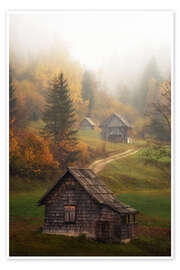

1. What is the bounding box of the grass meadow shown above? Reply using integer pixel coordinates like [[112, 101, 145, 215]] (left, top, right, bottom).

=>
[[9, 188, 171, 256], [9, 130, 171, 257], [77, 129, 134, 153]]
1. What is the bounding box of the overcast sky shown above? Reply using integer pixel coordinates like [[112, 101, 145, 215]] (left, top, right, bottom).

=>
[[9, 11, 172, 92]]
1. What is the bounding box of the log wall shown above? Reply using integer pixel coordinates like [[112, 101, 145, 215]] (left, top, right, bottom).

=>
[[43, 173, 134, 242]]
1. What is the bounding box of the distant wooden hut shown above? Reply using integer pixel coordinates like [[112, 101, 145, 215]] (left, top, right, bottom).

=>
[[80, 117, 95, 130], [99, 113, 132, 143], [38, 167, 138, 243]]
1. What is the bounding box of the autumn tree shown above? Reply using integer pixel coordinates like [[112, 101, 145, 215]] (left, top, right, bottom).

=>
[[10, 130, 59, 177], [43, 73, 79, 168], [156, 80, 171, 133], [145, 80, 171, 141]]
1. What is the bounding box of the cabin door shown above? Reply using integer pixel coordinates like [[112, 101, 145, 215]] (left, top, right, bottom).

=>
[[96, 221, 110, 241]]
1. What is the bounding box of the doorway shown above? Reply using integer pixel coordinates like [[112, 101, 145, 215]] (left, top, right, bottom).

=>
[[96, 221, 110, 241]]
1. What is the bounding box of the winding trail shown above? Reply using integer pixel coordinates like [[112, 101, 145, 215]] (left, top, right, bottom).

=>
[[89, 148, 139, 174]]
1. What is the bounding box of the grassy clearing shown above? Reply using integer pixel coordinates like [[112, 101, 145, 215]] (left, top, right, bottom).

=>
[[10, 193, 45, 218], [9, 140, 171, 256], [77, 129, 134, 153], [10, 188, 170, 228], [9, 177, 171, 256], [98, 149, 171, 228], [99, 152, 170, 194], [10, 216, 170, 256], [28, 121, 133, 154], [118, 191, 171, 227], [118, 191, 171, 220]]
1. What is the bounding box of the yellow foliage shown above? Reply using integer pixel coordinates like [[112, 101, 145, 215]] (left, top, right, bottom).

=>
[[10, 130, 59, 176], [75, 142, 91, 166], [133, 117, 150, 137]]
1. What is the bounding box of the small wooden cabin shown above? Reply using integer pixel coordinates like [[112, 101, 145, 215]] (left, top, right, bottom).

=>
[[99, 113, 132, 143], [38, 167, 138, 243], [80, 117, 95, 130]]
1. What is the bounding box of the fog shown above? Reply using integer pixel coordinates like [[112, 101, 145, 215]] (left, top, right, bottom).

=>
[[9, 11, 172, 94]]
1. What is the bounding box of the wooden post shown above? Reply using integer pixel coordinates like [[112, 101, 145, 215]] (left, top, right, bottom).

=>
[[128, 214, 130, 224], [128, 214, 130, 238]]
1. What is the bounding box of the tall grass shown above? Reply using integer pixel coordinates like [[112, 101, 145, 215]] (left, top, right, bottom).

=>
[[99, 152, 170, 194]]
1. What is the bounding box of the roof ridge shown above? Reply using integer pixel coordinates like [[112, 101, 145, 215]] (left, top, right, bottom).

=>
[[38, 167, 138, 214], [80, 117, 95, 126]]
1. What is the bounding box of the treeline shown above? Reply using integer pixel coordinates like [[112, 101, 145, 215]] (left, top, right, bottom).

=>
[[116, 56, 171, 141], [9, 40, 171, 178]]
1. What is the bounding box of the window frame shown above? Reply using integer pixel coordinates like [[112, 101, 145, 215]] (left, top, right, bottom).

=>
[[64, 205, 76, 224]]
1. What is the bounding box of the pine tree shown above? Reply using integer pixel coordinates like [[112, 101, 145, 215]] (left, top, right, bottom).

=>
[[43, 73, 79, 168], [134, 56, 162, 114], [81, 71, 95, 116]]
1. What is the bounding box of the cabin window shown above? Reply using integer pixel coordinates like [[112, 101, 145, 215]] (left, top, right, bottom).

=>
[[64, 205, 76, 223]]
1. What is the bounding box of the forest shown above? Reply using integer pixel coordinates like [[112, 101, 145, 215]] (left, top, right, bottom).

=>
[[9, 39, 171, 178], [9, 12, 171, 256]]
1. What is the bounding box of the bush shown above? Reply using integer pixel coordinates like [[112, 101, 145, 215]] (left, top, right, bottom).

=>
[[138, 142, 171, 178], [10, 129, 59, 178]]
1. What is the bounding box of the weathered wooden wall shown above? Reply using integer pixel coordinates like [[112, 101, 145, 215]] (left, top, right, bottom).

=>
[[101, 126, 128, 143], [100, 114, 131, 143], [43, 172, 135, 242]]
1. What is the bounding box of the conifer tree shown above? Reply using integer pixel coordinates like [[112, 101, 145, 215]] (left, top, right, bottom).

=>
[[81, 71, 95, 116], [134, 56, 162, 114], [43, 73, 79, 167]]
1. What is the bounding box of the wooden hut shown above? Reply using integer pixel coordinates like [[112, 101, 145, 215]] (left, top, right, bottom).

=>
[[99, 113, 132, 143], [38, 167, 138, 243], [80, 117, 95, 130]]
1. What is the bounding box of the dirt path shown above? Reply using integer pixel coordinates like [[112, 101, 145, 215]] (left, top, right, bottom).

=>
[[89, 148, 139, 174]]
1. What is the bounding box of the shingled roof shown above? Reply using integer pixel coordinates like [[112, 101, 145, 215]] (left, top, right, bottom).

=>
[[80, 117, 95, 127], [38, 167, 137, 215], [99, 113, 132, 128]]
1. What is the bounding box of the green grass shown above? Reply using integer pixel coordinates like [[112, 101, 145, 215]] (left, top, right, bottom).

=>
[[9, 141, 171, 256], [77, 129, 133, 153], [10, 193, 45, 218], [27, 121, 134, 155], [10, 189, 170, 228], [118, 191, 171, 220], [118, 191, 171, 227], [9, 179, 171, 256], [10, 214, 171, 256], [99, 152, 170, 194], [98, 149, 171, 228]]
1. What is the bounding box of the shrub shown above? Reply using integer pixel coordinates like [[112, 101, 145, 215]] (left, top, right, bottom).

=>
[[10, 129, 59, 178]]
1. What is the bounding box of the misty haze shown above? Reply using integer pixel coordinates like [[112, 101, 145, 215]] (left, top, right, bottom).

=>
[[9, 11, 172, 257]]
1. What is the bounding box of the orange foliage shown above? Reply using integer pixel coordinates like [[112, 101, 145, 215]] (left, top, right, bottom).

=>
[[10, 130, 59, 177], [9, 123, 18, 154], [74, 142, 91, 166], [19, 132, 58, 167], [14, 79, 45, 125]]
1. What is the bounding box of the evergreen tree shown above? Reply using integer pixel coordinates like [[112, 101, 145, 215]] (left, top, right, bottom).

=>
[[134, 56, 162, 114], [117, 84, 132, 105], [43, 73, 79, 168], [81, 71, 95, 116]]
